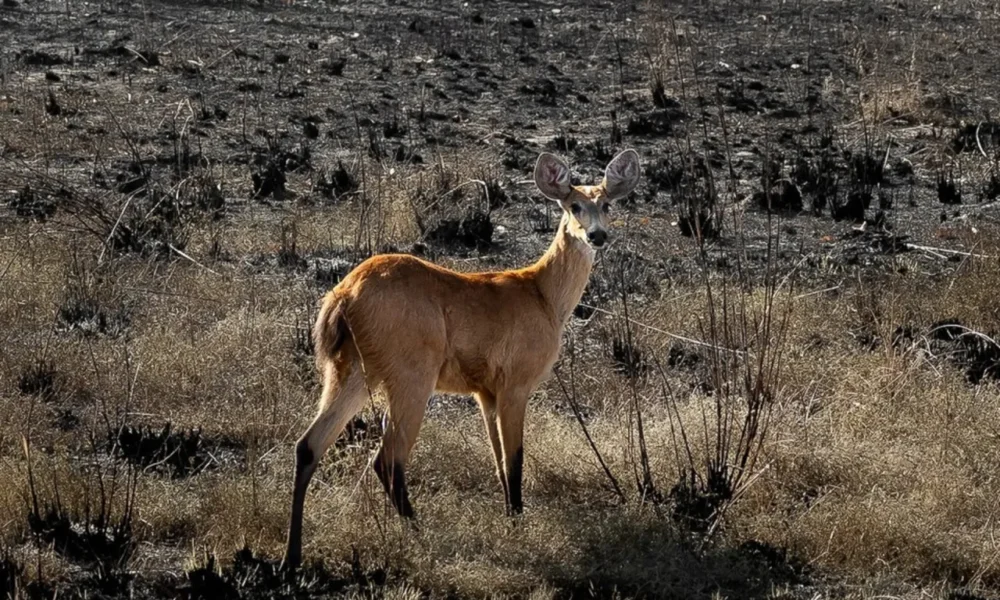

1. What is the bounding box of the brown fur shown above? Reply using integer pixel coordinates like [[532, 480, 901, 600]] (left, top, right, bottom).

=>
[[316, 223, 593, 397], [283, 149, 641, 569]]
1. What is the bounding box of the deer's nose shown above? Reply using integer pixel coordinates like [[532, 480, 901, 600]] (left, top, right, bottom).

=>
[[588, 230, 608, 247]]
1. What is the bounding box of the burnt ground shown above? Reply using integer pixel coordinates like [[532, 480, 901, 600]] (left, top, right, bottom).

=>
[[3, 0, 1000, 277], [3, 0, 1000, 597]]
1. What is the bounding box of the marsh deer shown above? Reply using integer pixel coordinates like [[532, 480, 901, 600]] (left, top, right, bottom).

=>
[[282, 149, 641, 569]]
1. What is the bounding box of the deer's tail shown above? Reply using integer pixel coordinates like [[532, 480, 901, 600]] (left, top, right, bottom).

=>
[[313, 293, 351, 372]]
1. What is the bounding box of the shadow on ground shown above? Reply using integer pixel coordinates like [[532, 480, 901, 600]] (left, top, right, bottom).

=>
[[536, 508, 811, 600]]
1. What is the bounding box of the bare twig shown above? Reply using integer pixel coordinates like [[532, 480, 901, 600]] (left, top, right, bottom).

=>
[[0, 250, 17, 287], [976, 121, 989, 160], [576, 301, 743, 355], [905, 243, 991, 259], [98, 192, 138, 264], [795, 284, 843, 300], [928, 324, 1000, 350], [167, 243, 220, 276], [553, 361, 626, 505]]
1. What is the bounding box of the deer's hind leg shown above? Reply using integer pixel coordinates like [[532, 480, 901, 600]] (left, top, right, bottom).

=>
[[373, 371, 435, 519], [284, 357, 366, 570]]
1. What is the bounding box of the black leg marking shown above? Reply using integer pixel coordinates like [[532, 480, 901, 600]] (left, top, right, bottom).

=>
[[373, 453, 392, 494], [284, 439, 318, 571], [373, 455, 415, 519], [391, 462, 415, 518], [500, 472, 510, 511], [506, 446, 523, 516], [295, 440, 315, 474]]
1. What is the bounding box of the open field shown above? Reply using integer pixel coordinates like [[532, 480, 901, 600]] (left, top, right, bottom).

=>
[[3, 0, 1000, 598]]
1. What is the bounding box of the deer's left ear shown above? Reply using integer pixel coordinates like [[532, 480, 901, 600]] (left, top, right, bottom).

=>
[[603, 149, 641, 200]]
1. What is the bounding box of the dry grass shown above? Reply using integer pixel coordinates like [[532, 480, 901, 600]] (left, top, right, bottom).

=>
[[4, 198, 1000, 598]]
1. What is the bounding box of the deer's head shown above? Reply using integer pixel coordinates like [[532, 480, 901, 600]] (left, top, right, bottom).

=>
[[534, 149, 641, 249]]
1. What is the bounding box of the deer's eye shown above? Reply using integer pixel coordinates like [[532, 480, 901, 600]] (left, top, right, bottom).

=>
[[570, 202, 583, 216], [602, 203, 611, 214]]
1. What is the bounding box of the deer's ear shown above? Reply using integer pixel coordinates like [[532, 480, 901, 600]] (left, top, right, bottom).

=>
[[534, 153, 573, 201], [603, 149, 641, 200]]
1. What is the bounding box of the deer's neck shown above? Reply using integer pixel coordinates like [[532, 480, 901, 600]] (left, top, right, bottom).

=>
[[530, 214, 595, 325]]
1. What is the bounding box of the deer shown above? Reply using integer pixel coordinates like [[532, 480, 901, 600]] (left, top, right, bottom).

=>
[[282, 148, 641, 570]]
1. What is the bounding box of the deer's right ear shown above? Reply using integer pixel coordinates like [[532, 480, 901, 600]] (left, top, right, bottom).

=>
[[534, 153, 572, 201]]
